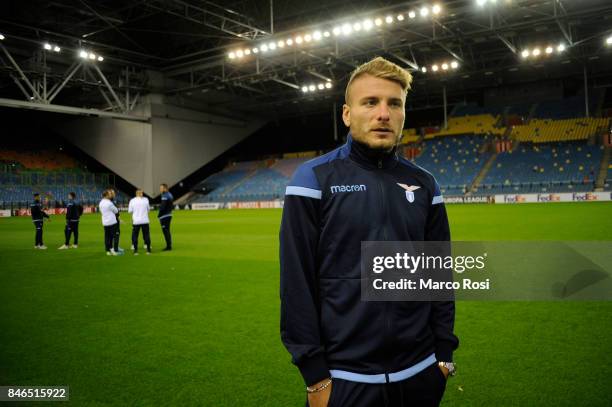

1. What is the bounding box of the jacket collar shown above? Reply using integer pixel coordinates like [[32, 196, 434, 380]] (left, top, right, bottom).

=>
[[347, 132, 399, 170]]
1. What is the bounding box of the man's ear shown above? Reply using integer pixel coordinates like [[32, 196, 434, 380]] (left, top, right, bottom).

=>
[[342, 104, 351, 127]]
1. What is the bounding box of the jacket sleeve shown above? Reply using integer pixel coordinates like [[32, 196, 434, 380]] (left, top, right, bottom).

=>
[[279, 165, 328, 387], [42, 205, 49, 218], [425, 180, 459, 362]]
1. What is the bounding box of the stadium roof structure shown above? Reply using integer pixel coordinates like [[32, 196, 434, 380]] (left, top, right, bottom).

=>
[[1, 0, 612, 120]]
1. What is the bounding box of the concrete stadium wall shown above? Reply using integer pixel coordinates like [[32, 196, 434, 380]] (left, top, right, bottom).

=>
[[55, 100, 264, 197]]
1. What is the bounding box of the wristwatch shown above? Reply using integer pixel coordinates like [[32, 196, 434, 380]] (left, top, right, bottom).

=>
[[438, 361, 456, 377]]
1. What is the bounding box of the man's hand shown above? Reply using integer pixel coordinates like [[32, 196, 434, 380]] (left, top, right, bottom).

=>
[[307, 379, 332, 407], [438, 364, 449, 379]]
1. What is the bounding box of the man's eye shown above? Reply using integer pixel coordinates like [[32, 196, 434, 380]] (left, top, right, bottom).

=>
[[365, 100, 376, 106]]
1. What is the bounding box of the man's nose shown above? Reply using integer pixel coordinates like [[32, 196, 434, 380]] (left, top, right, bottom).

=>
[[376, 103, 390, 121]]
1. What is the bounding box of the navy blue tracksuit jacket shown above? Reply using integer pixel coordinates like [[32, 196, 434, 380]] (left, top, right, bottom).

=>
[[31, 200, 49, 222], [66, 199, 82, 222], [279, 134, 459, 387], [158, 191, 174, 220]]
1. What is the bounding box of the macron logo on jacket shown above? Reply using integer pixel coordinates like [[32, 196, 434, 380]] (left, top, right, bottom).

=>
[[330, 184, 367, 194]]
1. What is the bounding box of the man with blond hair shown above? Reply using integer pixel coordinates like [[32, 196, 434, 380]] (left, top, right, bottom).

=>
[[280, 57, 458, 407]]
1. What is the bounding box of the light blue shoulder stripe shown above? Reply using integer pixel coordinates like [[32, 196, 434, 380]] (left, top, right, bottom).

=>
[[285, 186, 322, 200], [286, 141, 350, 195]]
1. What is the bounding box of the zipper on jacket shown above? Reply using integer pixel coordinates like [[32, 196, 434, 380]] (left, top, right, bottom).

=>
[[377, 161, 388, 241], [377, 160, 392, 381]]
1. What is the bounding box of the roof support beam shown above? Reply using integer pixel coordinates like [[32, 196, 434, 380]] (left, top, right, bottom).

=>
[[0, 97, 148, 121]]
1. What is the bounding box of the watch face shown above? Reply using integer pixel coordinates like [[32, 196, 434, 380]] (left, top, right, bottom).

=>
[[440, 362, 455, 375]]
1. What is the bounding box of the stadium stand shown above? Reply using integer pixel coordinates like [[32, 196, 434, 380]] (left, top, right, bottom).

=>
[[510, 117, 610, 143], [0, 149, 80, 171], [270, 157, 309, 179], [225, 169, 287, 201], [401, 128, 420, 144], [193, 160, 261, 202], [411, 135, 493, 196], [475, 142, 603, 195], [426, 114, 505, 138], [0, 149, 128, 208], [191, 158, 309, 202], [407, 103, 512, 139], [191, 140, 608, 202]]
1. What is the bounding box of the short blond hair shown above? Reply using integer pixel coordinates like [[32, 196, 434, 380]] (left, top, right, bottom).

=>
[[345, 57, 413, 104]]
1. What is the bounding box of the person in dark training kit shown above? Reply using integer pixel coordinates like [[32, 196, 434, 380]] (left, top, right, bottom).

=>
[[279, 57, 459, 407], [110, 188, 124, 253], [31, 193, 50, 249], [158, 183, 173, 251], [58, 192, 82, 249]]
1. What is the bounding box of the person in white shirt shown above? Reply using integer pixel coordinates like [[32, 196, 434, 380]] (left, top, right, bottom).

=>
[[99, 189, 122, 256], [128, 189, 151, 255]]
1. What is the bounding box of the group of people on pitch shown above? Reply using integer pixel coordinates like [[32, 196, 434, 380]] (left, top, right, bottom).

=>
[[99, 183, 174, 256], [31, 183, 174, 255], [31, 191, 82, 250]]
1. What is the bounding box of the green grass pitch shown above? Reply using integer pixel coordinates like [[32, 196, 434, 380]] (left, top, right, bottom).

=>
[[0, 202, 611, 406]]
